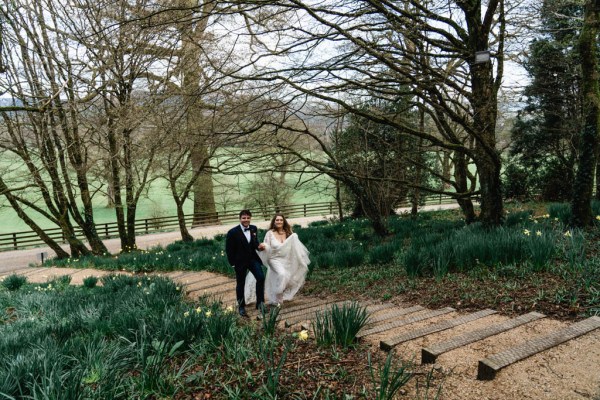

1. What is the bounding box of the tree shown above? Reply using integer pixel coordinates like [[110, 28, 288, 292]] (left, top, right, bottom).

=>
[[571, 0, 600, 226], [510, 0, 584, 201], [333, 99, 425, 231], [218, 0, 508, 230], [0, 0, 110, 256]]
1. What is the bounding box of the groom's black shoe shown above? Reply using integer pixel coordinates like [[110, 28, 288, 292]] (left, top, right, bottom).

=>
[[238, 307, 248, 318]]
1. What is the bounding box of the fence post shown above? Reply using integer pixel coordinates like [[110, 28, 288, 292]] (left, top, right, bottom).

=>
[[304, 204, 307, 217], [329, 202, 333, 214], [145, 219, 149, 234], [439, 194, 442, 204], [105, 223, 109, 238], [12, 233, 17, 250]]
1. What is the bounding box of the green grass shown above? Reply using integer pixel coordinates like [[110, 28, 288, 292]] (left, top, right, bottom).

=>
[[0, 275, 419, 398], [0, 162, 334, 234]]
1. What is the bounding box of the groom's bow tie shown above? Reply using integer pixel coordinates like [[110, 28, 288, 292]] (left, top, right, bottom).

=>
[[244, 228, 251, 232]]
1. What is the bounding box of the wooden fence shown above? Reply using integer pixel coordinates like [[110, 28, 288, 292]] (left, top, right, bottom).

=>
[[0, 194, 456, 251]]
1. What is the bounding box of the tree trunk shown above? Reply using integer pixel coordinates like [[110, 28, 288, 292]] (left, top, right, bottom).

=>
[[572, 0, 600, 227], [470, 61, 503, 225], [462, 0, 504, 226], [346, 181, 389, 236], [335, 180, 344, 220], [176, 199, 194, 242], [106, 114, 128, 251], [453, 151, 477, 223], [475, 151, 504, 225], [596, 157, 600, 201], [0, 180, 70, 258], [192, 155, 218, 226], [123, 126, 137, 251]]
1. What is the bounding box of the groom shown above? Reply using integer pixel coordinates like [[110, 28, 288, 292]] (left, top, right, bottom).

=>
[[225, 209, 266, 318]]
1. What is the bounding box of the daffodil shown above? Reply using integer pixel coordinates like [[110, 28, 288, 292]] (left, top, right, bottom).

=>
[[564, 231, 572, 237], [298, 330, 309, 341], [205, 311, 212, 317], [536, 231, 542, 236], [596, 215, 600, 221], [195, 307, 202, 314], [184, 311, 190, 317], [225, 306, 234, 313], [523, 229, 531, 236]]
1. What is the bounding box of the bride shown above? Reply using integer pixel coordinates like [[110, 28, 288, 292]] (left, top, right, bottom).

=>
[[245, 213, 310, 307]]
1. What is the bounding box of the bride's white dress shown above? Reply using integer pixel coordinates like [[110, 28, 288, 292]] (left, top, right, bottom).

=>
[[244, 231, 310, 305]]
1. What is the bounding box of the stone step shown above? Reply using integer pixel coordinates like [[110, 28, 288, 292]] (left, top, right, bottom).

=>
[[184, 274, 232, 289], [477, 316, 600, 380], [172, 271, 217, 285], [278, 298, 332, 315], [283, 300, 348, 326], [298, 302, 395, 330], [164, 270, 198, 280], [186, 280, 235, 296], [283, 300, 378, 327], [12, 267, 52, 277], [0, 266, 33, 277], [380, 309, 497, 351], [421, 311, 546, 364], [357, 307, 455, 339], [364, 305, 425, 327]]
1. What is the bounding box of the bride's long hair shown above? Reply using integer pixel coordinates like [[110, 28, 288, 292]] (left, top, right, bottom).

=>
[[269, 213, 293, 237]]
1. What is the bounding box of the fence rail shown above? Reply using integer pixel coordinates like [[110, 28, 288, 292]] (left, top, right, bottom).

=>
[[0, 194, 456, 252]]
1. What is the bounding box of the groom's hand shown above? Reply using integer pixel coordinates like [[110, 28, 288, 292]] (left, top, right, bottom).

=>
[[258, 243, 266, 251]]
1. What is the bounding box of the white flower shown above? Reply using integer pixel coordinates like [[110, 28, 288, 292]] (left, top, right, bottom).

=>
[[536, 231, 542, 237], [564, 231, 572, 237], [184, 311, 190, 317], [523, 229, 531, 236]]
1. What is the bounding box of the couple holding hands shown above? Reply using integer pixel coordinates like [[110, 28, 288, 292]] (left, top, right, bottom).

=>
[[225, 210, 310, 318]]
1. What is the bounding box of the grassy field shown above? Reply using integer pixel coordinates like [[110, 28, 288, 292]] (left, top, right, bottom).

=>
[[0, 172, 333, 234]]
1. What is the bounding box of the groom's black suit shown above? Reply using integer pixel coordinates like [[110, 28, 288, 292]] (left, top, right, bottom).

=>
[[225, 224, 265, 310]]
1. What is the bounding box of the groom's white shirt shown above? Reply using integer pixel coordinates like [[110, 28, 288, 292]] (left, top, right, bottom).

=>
[[240, 224, 251, 242]]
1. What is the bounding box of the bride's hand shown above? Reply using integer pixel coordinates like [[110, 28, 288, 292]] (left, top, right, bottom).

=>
[[258, 243, 266, 251]]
